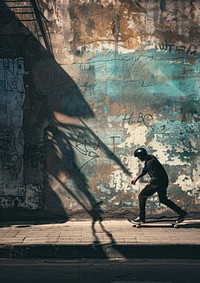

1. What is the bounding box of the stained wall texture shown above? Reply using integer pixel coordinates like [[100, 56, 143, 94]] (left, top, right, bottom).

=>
[[0, 0, 199, 220]]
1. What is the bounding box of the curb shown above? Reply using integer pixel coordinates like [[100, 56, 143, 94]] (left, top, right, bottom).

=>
[[1, 243, 200, 259]]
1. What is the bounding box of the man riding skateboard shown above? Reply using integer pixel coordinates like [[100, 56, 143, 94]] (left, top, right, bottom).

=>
[[131, 148, 187, 224]]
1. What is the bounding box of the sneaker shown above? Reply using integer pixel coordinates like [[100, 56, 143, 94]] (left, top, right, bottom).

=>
[[177, 211, 187, 223], [130, 217, 145, 224]]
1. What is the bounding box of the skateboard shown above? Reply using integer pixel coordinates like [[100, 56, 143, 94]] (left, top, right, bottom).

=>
[[127, 218, 182, 229]]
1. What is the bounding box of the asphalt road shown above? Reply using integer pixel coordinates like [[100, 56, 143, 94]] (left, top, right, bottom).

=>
[[0, 258, 200, 283]]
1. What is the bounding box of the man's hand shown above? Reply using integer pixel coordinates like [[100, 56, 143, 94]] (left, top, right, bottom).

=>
[[131, 173, 144, 185], [131, 179, 137, 185]]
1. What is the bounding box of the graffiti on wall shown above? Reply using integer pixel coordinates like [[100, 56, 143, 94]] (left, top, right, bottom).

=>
[[0, 58, 25, 196]]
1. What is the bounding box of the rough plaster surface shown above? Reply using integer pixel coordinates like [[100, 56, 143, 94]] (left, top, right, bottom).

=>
[[0, 0, 199, 219]]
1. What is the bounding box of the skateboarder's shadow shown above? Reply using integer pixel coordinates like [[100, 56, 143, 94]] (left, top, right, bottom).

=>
[[179, 222, 200, 229]]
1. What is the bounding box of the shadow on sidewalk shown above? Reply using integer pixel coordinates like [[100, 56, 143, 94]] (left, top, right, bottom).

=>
[[178, 222, 200, 229]]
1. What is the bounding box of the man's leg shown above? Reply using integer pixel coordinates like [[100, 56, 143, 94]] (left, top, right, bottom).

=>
[[158, 187, 185, 215], [138, 184, 157, 221]]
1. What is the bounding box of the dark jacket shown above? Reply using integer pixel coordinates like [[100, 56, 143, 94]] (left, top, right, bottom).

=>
[[142, 155, 169, 186]]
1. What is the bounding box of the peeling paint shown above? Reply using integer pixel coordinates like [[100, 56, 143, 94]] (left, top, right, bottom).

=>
[[0, 0, 199, 218]]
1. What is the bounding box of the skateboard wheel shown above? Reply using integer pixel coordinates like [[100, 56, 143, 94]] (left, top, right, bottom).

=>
[[136, 224, 141, 228], [174, 224, 179, 229]]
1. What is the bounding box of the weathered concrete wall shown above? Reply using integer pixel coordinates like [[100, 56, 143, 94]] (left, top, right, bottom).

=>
[[0, 0, 199, 220]]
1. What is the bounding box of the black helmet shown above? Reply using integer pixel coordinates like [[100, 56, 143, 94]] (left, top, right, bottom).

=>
[[134, 147, 147, 158]]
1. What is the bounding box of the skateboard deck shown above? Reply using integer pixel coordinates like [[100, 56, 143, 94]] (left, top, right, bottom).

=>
[[127, 218, 182, 229]]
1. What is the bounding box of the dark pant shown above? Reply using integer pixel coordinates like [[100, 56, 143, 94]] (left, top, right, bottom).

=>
[[138, 183, 183, 220]]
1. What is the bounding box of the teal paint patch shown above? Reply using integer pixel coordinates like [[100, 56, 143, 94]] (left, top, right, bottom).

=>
[[122, 201, 137, 206], [148, 119, 200, 147], [96, 184, 111, 194], [73, 48, 199, 209], [74, 49, 199, 104]]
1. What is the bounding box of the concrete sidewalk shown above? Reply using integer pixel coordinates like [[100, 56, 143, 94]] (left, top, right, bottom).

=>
[[0, 219, 200, 259]]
